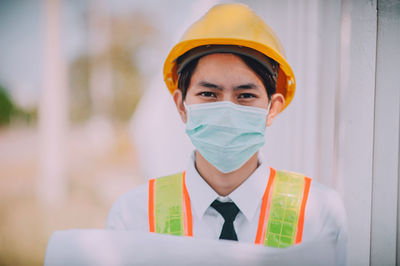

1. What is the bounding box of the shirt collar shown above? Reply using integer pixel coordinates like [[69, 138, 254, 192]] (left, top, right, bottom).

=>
[[185, 152, 219, 219], [185, 151, 270, 222]]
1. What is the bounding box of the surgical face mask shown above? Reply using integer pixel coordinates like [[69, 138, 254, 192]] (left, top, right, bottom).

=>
[[185, 101, 268, 173]]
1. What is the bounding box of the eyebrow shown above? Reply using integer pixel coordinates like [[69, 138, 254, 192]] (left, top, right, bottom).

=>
[[235, 83, 260, 90], [198, 81, 260, 90], [198, 81, 223, 90]]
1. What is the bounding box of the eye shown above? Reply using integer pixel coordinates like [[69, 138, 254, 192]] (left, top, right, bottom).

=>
[[238, 93, 257, 99], [198, 91, 217, 98]]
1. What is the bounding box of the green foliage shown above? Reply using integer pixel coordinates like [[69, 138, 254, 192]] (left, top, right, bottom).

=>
[[0, 85, 38, 127], [0, 85, 15, 126], [69, 55, 92, 122]]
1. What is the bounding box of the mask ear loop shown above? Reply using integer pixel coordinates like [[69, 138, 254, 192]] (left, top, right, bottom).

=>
[[267, 100, 272, 116], [265, 100, 272, 126], [183, 102, 190, 124]]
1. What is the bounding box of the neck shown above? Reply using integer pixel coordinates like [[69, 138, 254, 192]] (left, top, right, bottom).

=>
[[194, 150, 259, 196]]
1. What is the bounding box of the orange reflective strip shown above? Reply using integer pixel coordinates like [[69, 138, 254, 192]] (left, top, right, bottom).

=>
[[295, 176, 311, 244], [255, 167, 276, 244], [148, 178, 155, 233], [182, 171, 193, 236]]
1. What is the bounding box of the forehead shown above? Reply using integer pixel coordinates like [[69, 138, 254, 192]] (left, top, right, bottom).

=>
[[197, 53, 248, 69], [192, 53, 263, 85]]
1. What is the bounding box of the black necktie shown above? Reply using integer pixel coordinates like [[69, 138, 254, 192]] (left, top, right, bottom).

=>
[[211, 200, 240, 241]]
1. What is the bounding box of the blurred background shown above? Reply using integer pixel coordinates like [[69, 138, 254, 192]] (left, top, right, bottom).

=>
[[0, 0, 398, 265]]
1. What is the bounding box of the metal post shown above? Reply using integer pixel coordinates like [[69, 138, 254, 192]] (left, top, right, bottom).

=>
[[370, 0, 400, 265], [38, 0, 68, 205]]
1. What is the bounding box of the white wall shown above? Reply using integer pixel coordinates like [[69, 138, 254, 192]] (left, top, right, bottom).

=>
[[336, 1, 377, 265]]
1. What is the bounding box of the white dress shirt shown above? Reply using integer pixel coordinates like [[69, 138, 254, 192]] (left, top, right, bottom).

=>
[[106, 152, 348, 265]]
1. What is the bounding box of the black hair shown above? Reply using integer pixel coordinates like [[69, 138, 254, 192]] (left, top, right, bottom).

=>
[[177, 57, 200, 100], [177, 53, 277, 101]]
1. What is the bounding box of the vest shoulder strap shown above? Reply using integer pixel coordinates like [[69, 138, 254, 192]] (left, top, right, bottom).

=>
[[148, 172, 192, 236], [255, 168, 311, 248]]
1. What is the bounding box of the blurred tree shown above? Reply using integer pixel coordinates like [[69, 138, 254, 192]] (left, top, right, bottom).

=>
[[69, 55, 92, 122], [68, 10, 156, 123], [109, 11, 156, 121], [0, 85, 14, 126]]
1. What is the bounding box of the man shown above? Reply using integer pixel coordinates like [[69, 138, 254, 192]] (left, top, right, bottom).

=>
[[107, 3, 347, 265]]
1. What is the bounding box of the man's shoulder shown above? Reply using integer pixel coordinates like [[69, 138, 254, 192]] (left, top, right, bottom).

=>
[[112, 171, 186, 203], [272, 169, 345, 219], [272, 168, 341, 199], [106, 172, 186, 230], [106, 182, 149, 230], [307, 179, 347, 231], [309, 180, 344, 207], [110, 171, 186, 210], [113, 182, 149, 208]]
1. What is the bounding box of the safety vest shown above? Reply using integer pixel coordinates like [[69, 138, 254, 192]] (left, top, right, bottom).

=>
[[148, 167, 311, 248]]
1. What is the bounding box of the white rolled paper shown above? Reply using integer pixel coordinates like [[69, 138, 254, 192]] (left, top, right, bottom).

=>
[[44, 229, 336, 266]]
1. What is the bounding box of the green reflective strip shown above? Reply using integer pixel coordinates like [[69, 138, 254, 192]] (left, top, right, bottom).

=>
[[264, 170, 305, 248], [154, 173, 185, 236]]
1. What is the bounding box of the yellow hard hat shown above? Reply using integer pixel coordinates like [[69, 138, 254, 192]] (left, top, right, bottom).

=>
[[163, 3, 295, 111]]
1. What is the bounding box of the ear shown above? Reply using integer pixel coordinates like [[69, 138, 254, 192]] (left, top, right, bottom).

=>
[[266, 93, 285, 127], [173, 89, 187, 123]]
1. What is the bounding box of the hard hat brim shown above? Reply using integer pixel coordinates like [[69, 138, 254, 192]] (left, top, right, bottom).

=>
[[176, 45, 279, 81]]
